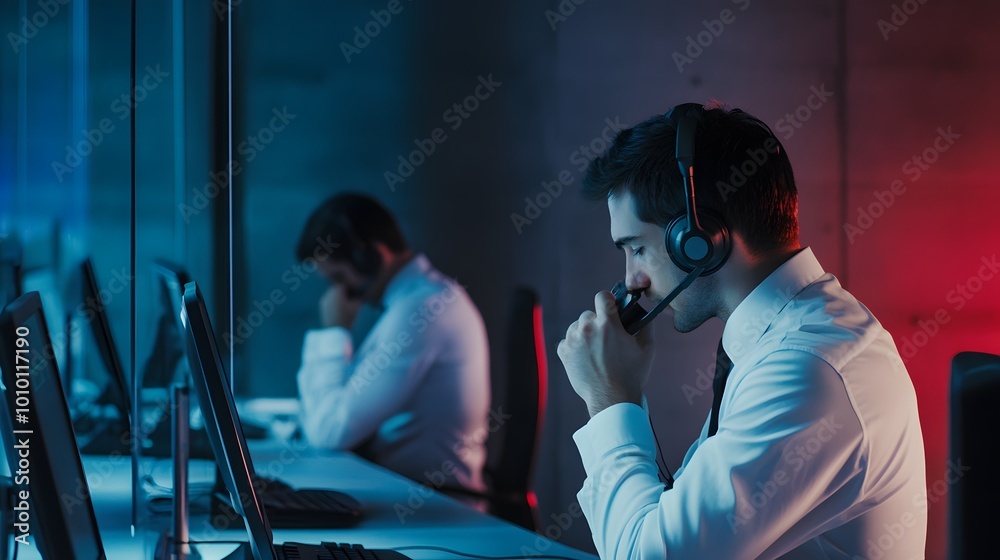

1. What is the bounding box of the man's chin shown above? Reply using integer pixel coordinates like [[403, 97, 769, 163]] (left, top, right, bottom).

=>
[[672, 311, 706, 334]]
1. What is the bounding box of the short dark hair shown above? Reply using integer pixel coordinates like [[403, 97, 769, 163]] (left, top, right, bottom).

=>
[[295, 192, 408, 262], [581, 104, 799, 256]]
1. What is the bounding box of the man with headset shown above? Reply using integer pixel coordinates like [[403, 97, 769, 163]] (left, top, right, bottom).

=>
[[558, 103, 926, 558], [294, 193, 490, 494]]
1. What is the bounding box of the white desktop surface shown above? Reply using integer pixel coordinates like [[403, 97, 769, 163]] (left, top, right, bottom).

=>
[[14, 440, 595, 560]]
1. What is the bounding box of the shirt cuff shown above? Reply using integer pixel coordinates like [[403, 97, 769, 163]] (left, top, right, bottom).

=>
[[572, 402, 655, 476], [301, 327, 354, 363]]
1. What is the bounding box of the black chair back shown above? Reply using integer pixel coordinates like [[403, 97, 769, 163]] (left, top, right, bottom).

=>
[[486, 286, 546, 530], [949, 351, 1000, 559]]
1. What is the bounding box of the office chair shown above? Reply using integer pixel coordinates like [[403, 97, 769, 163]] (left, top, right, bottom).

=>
[[948, 351, 1000, 559], [484, 286, 547, 531]]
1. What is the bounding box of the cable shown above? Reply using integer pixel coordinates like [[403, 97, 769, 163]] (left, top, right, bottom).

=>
[[389, 546, 582, 560], [649, 422, 674, 489]]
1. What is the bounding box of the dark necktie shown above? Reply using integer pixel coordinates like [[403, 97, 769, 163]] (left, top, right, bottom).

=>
[[707, 338, 732, 438]]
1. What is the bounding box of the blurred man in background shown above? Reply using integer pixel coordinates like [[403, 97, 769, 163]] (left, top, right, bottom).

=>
[[295, 193, 490, 494]]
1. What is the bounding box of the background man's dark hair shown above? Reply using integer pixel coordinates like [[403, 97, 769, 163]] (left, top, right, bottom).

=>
[[295, 192, 409, 262], [581, 104, 799, 257]]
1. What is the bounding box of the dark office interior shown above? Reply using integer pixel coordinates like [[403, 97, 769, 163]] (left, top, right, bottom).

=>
[[1, 1, 999, 559]]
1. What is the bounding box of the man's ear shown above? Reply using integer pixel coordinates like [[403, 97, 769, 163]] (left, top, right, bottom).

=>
[[370, 242, 392, 272]]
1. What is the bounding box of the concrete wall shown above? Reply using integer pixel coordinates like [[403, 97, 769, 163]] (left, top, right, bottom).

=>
[[232, 3, 1000, 557]]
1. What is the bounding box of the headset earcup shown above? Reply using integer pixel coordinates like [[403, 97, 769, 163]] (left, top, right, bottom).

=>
[[664, 209, 731, 275], [665, 214, 693, 271]]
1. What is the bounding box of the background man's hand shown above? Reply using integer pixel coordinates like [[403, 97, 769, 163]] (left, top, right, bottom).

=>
[[320, 284, 362, 328], [557, 291, 655, 417]]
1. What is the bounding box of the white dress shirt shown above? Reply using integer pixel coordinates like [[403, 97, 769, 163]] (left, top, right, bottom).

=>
[[297, 254, 490, 492], [574, 248, 926, 559]]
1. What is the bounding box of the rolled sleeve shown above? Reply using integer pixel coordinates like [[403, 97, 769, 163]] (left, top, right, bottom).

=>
[[295, 299, 440, 451]]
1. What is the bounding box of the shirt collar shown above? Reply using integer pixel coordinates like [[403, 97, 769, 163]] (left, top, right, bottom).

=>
[[721, 247, 826, 365], [380, 253, 430, 307]]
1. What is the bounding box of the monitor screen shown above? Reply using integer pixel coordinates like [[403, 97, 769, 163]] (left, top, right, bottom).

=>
[[143, 259, 191, 388], [0, 292, 106, 559], [81, 259, 131, 423], [181, 281, 277, 560]]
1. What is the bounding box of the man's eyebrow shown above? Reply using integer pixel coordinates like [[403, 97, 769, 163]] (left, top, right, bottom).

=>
[[613, 235, 639, 250]]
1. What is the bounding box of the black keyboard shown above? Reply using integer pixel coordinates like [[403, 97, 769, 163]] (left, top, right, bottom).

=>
[[277, 543, 411, 560], [253, 473, 295, 493], [262, 489, 356, 514], [211, 486, 363, 529]]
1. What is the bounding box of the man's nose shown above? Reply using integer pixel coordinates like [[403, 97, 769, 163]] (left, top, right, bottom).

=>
[[625, 254, 650, 293]]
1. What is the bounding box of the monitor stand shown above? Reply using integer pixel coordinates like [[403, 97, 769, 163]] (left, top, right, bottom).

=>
[[154, 384, 202, 560]]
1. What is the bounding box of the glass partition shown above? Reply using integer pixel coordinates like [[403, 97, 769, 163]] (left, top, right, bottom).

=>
[[1, 0, 228, 547]]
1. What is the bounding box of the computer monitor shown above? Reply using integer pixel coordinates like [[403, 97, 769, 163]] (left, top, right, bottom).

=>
[[181, 281, 278, 560], [0, 292, 107, 559], [183, 283, 393, 560], [81, 259, 131, 424], [143, 259, 191, 388]]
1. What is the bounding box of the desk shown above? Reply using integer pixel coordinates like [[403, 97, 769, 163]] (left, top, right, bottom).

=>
[[13, 440, 596, 560]]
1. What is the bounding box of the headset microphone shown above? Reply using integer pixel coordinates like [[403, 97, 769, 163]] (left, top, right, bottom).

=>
[[612, 103, 732, 335], [613, 266, 704, 335]]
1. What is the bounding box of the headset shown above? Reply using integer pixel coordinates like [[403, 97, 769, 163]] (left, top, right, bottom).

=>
[[664, 103, 732, 274], [612, 103, 732, 334]]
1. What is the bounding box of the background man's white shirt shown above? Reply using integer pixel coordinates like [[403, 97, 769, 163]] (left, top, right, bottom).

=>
[[297, 254, 490, 492]]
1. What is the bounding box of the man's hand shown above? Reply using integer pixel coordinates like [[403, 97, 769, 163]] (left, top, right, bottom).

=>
[[557, 291, 655, 417], [320, 284, 363, 328]]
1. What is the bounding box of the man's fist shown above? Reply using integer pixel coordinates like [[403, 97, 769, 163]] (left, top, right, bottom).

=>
[[557, 291, 655, 417]]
